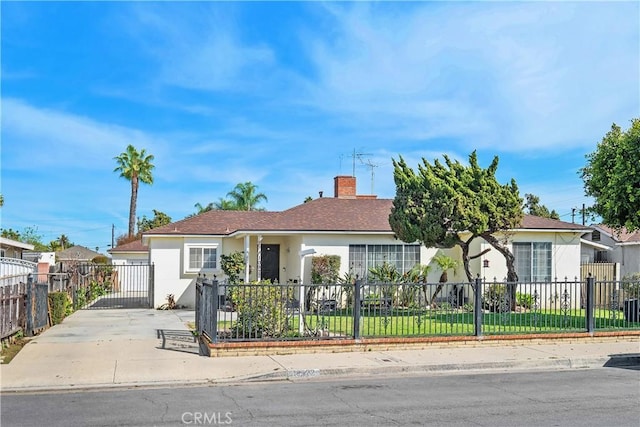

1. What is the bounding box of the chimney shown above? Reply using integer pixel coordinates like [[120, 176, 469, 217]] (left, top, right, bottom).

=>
[[334, 176, 357, 198]]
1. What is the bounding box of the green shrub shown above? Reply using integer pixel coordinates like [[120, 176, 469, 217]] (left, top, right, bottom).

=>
[[516, 292, 533, 309], [311, 255, 341, 284], [220, 251, 245, 284], [483, 284, 508, 312], [621, 273, 640, 299], [91, 255, 110, 265], [48, 292, 69, 325], [228, 281, 294, 338], [74, 288, 87, 310]]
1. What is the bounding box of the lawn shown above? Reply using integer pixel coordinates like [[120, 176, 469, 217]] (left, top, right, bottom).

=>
[[260, 307, 638, 339], [210, 305, 639, 341]]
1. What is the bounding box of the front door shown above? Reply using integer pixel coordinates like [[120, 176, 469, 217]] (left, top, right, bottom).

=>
[[260, 244, 280, 283]]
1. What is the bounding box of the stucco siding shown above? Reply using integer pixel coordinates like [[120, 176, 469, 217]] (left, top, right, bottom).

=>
[[620, 245, 640, 278], [149, 237, 194, 308]]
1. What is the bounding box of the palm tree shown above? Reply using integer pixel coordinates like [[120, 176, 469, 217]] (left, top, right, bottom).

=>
[[430, 253, 460, 306], [114, 145, 155, 237], [213, 198, 238, 210], [194, 202, 215, 215], [226, 182, 268, 211], [58, 234, 70, 250], [0, 194, 4, 207]]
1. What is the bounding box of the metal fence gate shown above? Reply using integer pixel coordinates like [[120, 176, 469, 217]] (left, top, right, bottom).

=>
[[65, 264, 154, 309]]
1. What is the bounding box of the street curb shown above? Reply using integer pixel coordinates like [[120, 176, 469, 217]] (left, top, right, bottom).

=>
[[1, 355, 636, 395], [240, 355, 634, 382]]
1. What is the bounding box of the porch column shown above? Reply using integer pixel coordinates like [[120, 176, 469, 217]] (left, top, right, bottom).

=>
[[257, 235, 263, 282], [244, 235, 250, 283]]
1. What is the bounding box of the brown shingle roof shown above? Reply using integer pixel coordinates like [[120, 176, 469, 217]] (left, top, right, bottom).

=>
[[109, 239, 148, 253], [245, 198, 394, 232], [144, 210, 279, 235], [57, 245, 104, 261], [142, 199, 585, 236], [594, 224, 640, 243], [520, 215, 591, 231]]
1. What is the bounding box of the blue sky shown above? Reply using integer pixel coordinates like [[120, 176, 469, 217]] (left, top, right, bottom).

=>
[[1, 2, 639, 251]]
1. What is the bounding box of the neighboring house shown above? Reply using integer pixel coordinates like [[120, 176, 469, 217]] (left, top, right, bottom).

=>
[[139, 176, 592, 308], [0, 237, 35, 259], [56, 245, 105, 263], [108, 239, 149, 266], [582, 225, 640, 279]]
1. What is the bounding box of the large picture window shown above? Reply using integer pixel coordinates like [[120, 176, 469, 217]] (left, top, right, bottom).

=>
[[186, 246, 217, 272], [349, 244, 420, 280], [513, 242, 552, 282]]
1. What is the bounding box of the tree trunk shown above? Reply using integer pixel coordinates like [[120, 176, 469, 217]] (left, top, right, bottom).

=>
[[129, 174, 139, 237], [460, 242, 473, 282], [481, 232, 518, 310]]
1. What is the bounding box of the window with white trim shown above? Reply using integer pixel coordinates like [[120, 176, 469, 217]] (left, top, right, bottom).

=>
[[513, 242, 552, 282], [348, 244, 421, 280], [185, 245, 218, 272]]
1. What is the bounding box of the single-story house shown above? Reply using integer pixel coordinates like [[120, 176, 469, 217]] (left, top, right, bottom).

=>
[[56, 245, 105, 263], [0, 237, 35, 259], [108, 239, 149, 266], [134, 176, 592, 308], [582, 225, 640, 279]]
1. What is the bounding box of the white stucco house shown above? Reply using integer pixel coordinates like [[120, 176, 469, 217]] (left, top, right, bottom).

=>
[[582, 225, 640, 279], [0, 237, 35, 259], [121, 176, 593, 309], [108, 239, 149, 266]]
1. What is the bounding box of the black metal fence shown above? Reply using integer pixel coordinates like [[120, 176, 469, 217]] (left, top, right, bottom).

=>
[[60, 264, 154, 309], [194, 276, 640, 346]]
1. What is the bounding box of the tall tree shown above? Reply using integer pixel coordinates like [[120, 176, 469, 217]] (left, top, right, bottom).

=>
[[58, 234, 70, 250], [1, 228, 21, 241], [581, 118, 640, 231], [194, 202, 214, 214], [226, 182, 268, 211], [0, 194, 4, 207], [138, 210, 172, 232], [524, 194, 560, 220], [214, 198, 239, 210], [390, 151, 523, 283], [114, 145, 155, 237]]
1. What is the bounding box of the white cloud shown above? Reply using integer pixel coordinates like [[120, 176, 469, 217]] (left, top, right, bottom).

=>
[[127, 4, 275, 92], [1, 98, 159, 169], [301, 2, 640, 153]]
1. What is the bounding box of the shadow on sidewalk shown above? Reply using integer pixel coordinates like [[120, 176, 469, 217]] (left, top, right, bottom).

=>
[[604, 353, 640, 371], [156, 329, 199, 355]]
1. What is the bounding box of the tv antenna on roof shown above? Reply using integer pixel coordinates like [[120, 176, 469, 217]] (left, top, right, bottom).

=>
[[346, 148, 371, 177], [361, 158, 381, 194]]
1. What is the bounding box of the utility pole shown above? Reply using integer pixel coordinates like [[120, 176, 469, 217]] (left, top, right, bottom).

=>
[[582, 203, 586, 226], [111, 224, 115, 248], [571, 208, 576, 224]]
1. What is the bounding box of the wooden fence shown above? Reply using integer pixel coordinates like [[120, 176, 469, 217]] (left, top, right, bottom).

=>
[[0, 279, 27, 340]]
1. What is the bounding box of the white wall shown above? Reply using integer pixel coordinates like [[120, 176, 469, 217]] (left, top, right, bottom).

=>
[[475, 231, 583, 282], [620, 245, 640, 278], [111, 252, 149, 265], [149, 237, 193, 308]]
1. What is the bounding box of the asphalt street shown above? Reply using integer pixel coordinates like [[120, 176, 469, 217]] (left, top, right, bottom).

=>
[[2, 367, 639, 427]]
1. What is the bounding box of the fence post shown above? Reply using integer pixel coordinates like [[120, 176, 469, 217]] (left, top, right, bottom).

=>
[[586, 274, 595, 334], [25, 274, 34, 337], [474, 276, 483, 337], [353, 279, 361, 340], [210, 280, 219, 344], [195, 276, 202, 337]]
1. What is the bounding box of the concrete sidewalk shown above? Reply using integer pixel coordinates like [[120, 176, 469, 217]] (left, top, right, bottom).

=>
[[1, 309, 638, 393]]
